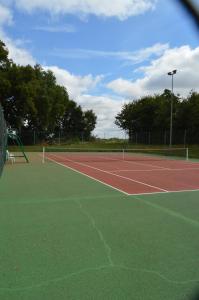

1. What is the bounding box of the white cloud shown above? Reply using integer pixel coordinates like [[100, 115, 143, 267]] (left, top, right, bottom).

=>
[[44, 65, 103, 99], [52, 43, 169, 64], [0, 33, 122, 135], [107, 45, 199, 98], [7, 40, 36, 66], [76, 94, 125, 137], [107, 78, 144, 98], [0, 30, 36, 65], [34, 24, 76, 33], [44, 66, 125, 137], [10, 0, 157, 20], [126, 43, 169, 64], [0, 4, 35, 65], [0, 4, 13, 25]]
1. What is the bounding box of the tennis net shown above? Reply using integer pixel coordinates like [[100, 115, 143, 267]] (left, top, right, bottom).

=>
[[0, 104, 7, 176], [43, 147, 189, 164]]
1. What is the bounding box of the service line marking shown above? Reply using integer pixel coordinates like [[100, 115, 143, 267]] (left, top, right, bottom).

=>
[[111, 167, 199, 173], [96, 154, 170, 170]]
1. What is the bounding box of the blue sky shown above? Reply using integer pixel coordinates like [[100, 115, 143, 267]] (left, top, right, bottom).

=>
[[0, 0, 199, 136]]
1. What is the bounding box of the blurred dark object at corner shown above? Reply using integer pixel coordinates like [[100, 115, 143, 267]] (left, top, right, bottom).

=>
[[178, 2, 199, 299], [178, 0, 199, 29], [190, 290, 199, 300]]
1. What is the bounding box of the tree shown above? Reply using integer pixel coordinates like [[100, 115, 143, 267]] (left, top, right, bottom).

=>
[[0, 40, 10, 68], [0, 40, 12, 112], [0, 39, 97, 143], [115, 96, 158, 141], [82, 110, 97, 140], [62, 100, 84, 139], [115, 90, 181, 142], [0, 43, 70, 134], [62, 102, 97, 141]]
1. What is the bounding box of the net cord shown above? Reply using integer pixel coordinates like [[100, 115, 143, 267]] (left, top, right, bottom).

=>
[[42, 147, 189, 163]]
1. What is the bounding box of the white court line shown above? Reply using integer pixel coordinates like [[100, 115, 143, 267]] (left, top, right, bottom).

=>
[[49, 154, 168, 193], [45, 156, 130, 195], [111, 167, 199, 173], [122, 158, 169, 170], [97, 154, 169, 170], [128, 189, 199, 196], [111, 168, 167, 173]]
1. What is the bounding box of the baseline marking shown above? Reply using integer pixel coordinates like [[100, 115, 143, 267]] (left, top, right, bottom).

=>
[[50, 154, 168, 193], [128, 188, 199, 196]]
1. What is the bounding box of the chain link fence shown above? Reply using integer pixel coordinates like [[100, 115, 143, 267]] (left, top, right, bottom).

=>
[[0, 104, 7, 176], [128, 129, 199, 146], [13, 128, 199, 146]]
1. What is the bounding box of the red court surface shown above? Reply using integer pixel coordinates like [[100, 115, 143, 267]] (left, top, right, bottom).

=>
[[47, 154, 199, 195]]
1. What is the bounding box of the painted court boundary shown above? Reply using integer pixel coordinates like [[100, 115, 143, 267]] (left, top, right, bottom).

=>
[[45, 155, 199, 196]]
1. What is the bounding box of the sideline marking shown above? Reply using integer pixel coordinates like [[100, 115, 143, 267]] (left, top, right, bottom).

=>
[[134, 195, 199, 228], [50, 154, 168, 193]]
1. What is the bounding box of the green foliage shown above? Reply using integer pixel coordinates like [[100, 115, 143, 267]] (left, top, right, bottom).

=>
[[0, 40, 10, 68], [62, 100, 96, 140], [0, 40, 97, 142], [176, 91, 199, 130], [115, 89, 199, 141], [82, 110, 97, 139], [0, 103, 7, 176]]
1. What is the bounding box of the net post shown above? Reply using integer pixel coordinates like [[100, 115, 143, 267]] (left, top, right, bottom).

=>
[[186, 147, 189, 161], [122, 148, 125, 160], [42, 146, 45, 164]]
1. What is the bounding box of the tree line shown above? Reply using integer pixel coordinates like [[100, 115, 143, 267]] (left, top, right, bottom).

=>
[[115, 89, 199, 143], [0, 40, 97, 143]]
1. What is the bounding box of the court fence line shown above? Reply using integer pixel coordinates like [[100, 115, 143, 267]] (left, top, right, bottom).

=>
[[10, 128, 199, 146], [0, 104, 7, 176]]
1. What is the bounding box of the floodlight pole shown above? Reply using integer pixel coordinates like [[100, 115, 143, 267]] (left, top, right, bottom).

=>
[[168, 70, 177, 147]]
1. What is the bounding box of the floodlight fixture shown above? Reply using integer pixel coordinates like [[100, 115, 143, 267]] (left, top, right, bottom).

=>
[[167, 69, 177, 147]]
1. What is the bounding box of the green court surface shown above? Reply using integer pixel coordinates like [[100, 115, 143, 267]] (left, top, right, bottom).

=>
[[0, 154, 199, 300]]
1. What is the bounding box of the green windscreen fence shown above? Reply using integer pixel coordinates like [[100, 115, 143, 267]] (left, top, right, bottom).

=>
[[0, 104, 7, 176]]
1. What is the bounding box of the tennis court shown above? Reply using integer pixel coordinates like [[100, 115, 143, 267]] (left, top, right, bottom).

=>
[[44, 147, 199, 195], [0, 150, 199, 299]]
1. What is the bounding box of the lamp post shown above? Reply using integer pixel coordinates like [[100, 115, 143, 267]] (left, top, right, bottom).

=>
[[167, 69, 177, 147]]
